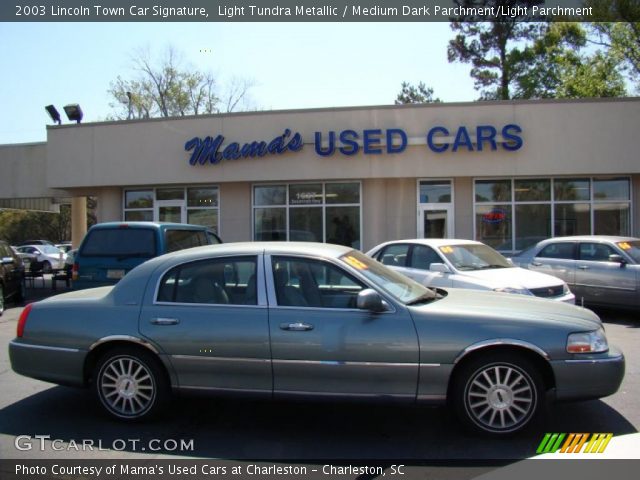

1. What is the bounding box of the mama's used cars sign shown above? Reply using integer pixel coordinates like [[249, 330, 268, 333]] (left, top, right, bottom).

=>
[[185, 124, 523, 165]]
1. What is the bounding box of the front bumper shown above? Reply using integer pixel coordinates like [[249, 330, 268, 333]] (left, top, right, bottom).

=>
[[551, 346, 625, 401]]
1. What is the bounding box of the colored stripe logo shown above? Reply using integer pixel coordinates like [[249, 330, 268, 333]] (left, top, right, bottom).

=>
[[536, 433, 613, 454]]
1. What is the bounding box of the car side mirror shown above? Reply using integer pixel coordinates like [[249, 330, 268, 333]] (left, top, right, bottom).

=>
[[429, 263, 451, 273], [609, 254, 627, 266], [357, 289, 386, 313], [1, 256, 14, 265]]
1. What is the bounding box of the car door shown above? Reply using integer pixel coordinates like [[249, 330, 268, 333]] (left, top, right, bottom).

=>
[[575, 242, 638, 307], [139, 255, 272, 394], [267, 254, 419, 400], [528, 241, 577, 291]]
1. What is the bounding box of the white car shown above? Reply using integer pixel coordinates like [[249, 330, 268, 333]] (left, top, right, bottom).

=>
[[367, 239, 575, 304], [16, 244, 66, 273]]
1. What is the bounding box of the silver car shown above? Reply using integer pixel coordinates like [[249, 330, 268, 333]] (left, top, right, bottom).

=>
[[10, 242, 624, 435], [513, 236, 640, 309]]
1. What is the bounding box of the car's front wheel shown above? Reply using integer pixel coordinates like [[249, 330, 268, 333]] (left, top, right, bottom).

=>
[[452, 352, 544, 435], [42, 261, 52, 273], [94, 347, 169, 421]]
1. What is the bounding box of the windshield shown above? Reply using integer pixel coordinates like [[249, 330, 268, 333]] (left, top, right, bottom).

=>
[[339, 250, 436, 304], [617, 240, 640, 263], [41, 245, 63, 254], [439, 243, 512, 271]]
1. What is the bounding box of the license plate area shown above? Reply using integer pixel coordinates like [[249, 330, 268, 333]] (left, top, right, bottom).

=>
[[106, 269, 125, 280]]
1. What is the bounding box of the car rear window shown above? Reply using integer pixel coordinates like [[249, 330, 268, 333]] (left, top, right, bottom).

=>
[[165, 229, 208, 253], [80, 228, 157, 258]]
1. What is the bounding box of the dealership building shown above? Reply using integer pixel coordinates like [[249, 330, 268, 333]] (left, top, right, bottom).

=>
[[1, 97, 638, 251]]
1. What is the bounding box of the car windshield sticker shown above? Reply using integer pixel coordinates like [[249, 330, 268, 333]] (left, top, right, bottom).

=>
[[343, 255, 368, 270], [617, 242, 631, 250], [440, 246, 454, 254]]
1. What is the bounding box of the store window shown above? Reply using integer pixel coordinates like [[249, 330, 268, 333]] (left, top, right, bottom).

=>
[[123, 187, 220, 232], [253, 182, 361, 249], [474, 177, 632, 252]]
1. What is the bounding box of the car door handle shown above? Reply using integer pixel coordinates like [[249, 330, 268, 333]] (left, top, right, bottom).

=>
[[150, 317, 180, 325], [531, 262, 542, 267], [578, 265, 589, 270], [280, 322, 314, 331]]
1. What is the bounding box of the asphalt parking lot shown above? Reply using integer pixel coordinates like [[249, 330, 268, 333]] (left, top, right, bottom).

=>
[[0, 280, 637, 461]]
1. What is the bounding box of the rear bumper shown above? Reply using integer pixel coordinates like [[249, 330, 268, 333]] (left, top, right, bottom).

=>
[[551, 346, 625, 401], [9, 340, 86, 387]]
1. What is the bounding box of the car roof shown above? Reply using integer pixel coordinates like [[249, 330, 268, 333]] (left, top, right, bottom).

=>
[[537, 235, 639, 243], [376, 238, 482, 249], [88, 221, 208, 230]]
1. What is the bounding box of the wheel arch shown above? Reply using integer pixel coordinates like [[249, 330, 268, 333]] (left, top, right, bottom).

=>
[[448, 341, 556, 399], [83, 336, 168, 386]]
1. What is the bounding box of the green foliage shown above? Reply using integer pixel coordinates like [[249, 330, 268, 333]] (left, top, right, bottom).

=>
[[395, 82, 441, 104], [586, 0, 640, 90], [447, 1, 544, 100]]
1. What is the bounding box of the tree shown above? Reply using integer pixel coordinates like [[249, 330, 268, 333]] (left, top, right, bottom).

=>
[[108, 46, 253, 119], [515, 23, 626, 98], [447, 0, 544, 100], [586, 0, 640, 89], [395, 82, 441, 104]]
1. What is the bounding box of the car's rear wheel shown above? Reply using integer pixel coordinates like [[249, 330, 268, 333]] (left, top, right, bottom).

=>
[[94, 347, 169, 421], [42, 261, 52, 274], [452, 352, 543, 435]]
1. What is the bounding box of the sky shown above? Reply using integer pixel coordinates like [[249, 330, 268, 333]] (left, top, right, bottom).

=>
[[0, 22, 479, 145]]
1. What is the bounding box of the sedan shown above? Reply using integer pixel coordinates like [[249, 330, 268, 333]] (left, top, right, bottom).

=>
[[513, 235, 640, 309], [367, 239, 574, 303], [0, 240, 25, 315], [10, 242, 624, 435], [15, 244, 66, 273]]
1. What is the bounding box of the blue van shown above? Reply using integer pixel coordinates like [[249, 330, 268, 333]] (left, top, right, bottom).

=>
[[72, 222, 221, 290]]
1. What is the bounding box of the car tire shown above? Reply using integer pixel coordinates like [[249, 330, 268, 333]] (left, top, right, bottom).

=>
[[0, 283, 4, 316], [42, 261, 52, 274], [452, 352, 544, 435], [14, 282, 25, 304], [94, 347, 170, 421]]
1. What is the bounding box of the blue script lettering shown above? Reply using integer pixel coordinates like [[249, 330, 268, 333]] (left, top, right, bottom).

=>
[[186, 129, 303, 165]]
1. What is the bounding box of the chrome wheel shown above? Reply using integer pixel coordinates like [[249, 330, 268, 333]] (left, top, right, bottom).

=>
[[464, 362, 537, 433], [97, 355, 156, 419]]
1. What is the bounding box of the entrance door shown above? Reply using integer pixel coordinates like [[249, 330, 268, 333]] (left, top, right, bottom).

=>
[[156, 200, 185, 223], [418, 205, 453, 239]]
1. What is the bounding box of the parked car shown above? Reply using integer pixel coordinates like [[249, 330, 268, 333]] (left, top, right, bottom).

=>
[[10, 242, 624, 435], [367, 239, 575, 303], [72, 222, 222, 290], [15, 245, 66, 273], [18, 239, 55, 246], [55, 243, 73, 254], [513, 236, 640, 309], [0, 241, 25, 315]]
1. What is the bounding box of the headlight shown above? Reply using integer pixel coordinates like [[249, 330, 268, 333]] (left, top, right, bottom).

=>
[[493, 287, 532, 296], [567, 328, 608, 353]]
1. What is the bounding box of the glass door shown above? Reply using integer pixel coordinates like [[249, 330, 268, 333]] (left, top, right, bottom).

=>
[[418, 205, 453, 239], [156, 200, 185, 223]]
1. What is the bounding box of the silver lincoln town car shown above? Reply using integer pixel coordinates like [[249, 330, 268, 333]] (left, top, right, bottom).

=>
[[9, 242, 625, 435]]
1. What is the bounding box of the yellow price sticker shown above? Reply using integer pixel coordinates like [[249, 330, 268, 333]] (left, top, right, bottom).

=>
[[617, 242, 631, 250], [440, 246, 454, 254], [343, 255, 368, 270]]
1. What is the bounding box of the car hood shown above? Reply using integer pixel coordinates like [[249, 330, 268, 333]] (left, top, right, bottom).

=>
[[414, 288, 601, 331], [456, 266, 564, 289]]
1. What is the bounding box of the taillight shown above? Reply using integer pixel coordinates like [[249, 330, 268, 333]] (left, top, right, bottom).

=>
[[72, 262, 78, 281], [17, 303, 33, 338]]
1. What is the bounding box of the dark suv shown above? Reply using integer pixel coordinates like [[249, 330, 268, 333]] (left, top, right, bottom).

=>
[[72, 222, 222, 290], [0, 241, 25, 315]]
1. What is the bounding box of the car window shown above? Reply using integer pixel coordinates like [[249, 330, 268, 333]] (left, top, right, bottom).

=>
[[410, 245, 442, 270], [617, 240, 640, 263], [272, 256, 365, 309], [158, 256, 257, 305], [579, 243, 617, 262], [377, 244, 410, 267], [165, 229, 208, 253], [81, 228, 157, 257], [538, 242, 575, 260]]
